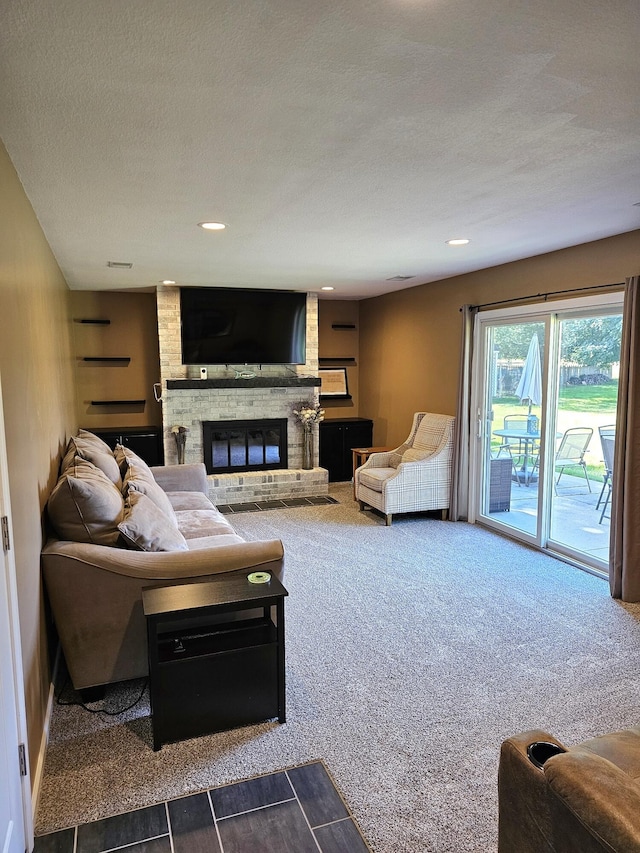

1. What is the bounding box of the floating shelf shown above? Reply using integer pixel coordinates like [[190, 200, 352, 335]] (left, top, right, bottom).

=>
[[82, 357, 131, 363], [90, 400, 146, 406], [319, 357, 356, 364], [76, 318, 111, 325], [320, 394, 352, 401], [331, 323, 357, 330]]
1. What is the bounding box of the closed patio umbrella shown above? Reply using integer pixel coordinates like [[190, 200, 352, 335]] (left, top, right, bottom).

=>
[[515, 333, 542, 414]]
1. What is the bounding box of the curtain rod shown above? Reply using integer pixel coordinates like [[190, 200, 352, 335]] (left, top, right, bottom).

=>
[[464, 281, 625, 312]]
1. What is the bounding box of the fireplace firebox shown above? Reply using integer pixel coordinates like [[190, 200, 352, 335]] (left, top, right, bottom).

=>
[[202, 419, 288, 474]]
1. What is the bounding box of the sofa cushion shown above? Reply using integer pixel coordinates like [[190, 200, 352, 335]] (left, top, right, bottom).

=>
[[47, 457, 124, 545], [358, 467, 396, 492], [167, 491, 216, 512], [61, 433, 122, 487], [174, 508, 237, 540], [118, 491, 189, 552], [186, 533, 247, 550]]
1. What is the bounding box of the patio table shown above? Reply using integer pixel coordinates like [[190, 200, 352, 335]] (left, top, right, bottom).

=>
[[493, 428, 541, 486]]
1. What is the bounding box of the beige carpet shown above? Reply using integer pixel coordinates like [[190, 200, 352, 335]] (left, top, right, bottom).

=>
[[36, 484, 640, 852]]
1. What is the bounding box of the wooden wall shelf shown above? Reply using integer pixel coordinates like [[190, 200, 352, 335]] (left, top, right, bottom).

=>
[[76, 319, 111, 325], [331, 323, 356, 330], [319, 357, 356, 364], [82, 357, 131, 363], [90, 400, 146, 406]]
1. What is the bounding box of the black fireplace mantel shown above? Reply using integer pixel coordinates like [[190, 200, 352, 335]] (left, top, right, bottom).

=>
[[166, 376, 321, 390]]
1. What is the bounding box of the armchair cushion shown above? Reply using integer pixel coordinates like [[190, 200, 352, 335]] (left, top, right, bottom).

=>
[[358, 467, 397, 492]]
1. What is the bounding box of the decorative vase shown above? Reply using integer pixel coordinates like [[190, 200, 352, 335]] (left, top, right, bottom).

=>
[[302, 427, 313, 470], [174, 435, 186, 464]]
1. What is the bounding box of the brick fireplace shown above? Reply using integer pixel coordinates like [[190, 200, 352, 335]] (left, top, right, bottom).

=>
[[156, 286, 328, 504]]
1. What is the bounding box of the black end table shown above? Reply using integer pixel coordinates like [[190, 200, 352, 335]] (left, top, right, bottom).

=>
[[143, 572, 288, 750]]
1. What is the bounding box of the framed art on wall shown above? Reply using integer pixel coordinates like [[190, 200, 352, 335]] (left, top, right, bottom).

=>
[[319, 367, 350, 398]]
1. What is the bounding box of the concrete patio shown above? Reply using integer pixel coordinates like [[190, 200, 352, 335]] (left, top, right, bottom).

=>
[[487, 470, 611, 568]]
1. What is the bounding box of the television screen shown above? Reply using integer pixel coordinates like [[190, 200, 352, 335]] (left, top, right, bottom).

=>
[[180, 287, 307, 365]]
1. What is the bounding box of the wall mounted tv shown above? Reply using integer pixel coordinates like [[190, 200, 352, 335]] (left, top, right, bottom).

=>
[[180, 287, 307, 365]]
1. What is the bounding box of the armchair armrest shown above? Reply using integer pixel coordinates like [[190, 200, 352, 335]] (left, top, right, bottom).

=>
[[150, 462, 208, 495], [358, 450, 397, 469], [545, 749, 640, 852]]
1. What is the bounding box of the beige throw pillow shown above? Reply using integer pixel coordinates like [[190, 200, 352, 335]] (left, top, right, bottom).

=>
[[123, 465, 178, 524], [114, 444, 154, 479], [60, 433, 122, 488], [118, 492, 188, 552], [47, 457, 124, 545]]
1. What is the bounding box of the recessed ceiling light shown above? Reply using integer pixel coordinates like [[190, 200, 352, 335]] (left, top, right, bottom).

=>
[[198, 222, 226, 231], [446, 238, 470, 246], [161, 279, 176, 285], [321, 286, 335, 291], [107, 260, 133, 268]]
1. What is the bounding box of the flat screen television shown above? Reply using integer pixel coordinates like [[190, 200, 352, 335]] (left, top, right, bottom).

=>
[[180, 287, 307, 365]]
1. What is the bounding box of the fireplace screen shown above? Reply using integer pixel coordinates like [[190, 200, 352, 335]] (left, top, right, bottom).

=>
[[203, 419, 288, 474]]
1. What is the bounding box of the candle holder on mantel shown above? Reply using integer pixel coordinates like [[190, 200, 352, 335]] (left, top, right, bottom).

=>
[[292, 401, 324, 470]]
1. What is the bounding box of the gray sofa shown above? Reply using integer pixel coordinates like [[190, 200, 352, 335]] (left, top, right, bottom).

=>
[[499, 727, 640, 852], [42, 430, 284, 691]]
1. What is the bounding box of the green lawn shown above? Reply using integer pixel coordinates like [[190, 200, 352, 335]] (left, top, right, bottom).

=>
[[490, 383, 618, 482]]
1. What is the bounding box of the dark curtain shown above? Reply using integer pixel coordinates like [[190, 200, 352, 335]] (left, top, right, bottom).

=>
[[450, 305, 476, 521], [610, 276, 640, 600]]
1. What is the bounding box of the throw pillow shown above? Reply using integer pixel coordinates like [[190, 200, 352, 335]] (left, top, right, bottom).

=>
[[114, 443, 155, 479], [60, 433, 122, 487], [47, 457, 124, 545], [389, 443, 410, 468], [118, 491, 188, 552], [123, 467, 178, 524], [401, 447, 431, 464]]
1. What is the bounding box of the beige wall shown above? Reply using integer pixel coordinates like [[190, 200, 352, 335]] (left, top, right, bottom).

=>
[[69, 291, 162, 429], [359, 231, 640, 448], [0, 141, 76, 780], [318, 300, 360, 417]]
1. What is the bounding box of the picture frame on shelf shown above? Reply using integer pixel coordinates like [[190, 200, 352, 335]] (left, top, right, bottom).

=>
[[319, 367, 350, 398]]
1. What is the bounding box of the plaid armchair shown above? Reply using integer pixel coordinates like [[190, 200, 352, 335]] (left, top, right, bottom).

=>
[[355, 412, 455, 525]]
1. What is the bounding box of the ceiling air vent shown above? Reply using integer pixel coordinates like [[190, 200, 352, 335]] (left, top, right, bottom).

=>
[[386, 275, 415, 281], [107, 261, 133, 269]]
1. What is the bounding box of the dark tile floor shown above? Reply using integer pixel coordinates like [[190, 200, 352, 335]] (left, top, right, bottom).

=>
[[33, 761, 370, 853], [218, 495, 338, 514]]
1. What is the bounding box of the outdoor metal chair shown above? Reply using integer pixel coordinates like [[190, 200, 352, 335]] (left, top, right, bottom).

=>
[[554, 426, 593, 493], [597, 425, 615, 523]]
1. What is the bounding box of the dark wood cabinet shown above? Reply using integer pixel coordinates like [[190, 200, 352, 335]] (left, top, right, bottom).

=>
[[143, 574, 288, 750], [319, 417, 373, 482], [86, 426, 164, 466]]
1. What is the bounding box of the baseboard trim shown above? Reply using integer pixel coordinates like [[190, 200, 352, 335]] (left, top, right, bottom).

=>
[[31, 648, 59, 825]]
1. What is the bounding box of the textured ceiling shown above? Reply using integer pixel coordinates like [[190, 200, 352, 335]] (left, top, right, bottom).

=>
[[1, 0, 639, 298]]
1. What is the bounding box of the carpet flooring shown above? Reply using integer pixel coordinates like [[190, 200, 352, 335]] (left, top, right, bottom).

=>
[[36, 484, 640, 852]]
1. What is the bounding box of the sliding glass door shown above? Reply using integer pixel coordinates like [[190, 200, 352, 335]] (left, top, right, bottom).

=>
[[471, 294, 623, 573]]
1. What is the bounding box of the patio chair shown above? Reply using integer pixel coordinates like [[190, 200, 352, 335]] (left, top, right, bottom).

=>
[[597, 426, 615, 524], [554, 426, 593, 493]]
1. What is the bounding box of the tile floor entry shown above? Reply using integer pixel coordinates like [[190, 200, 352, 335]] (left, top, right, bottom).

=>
[[218, 495, 338, 514], [33, 760, 371, 853]]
